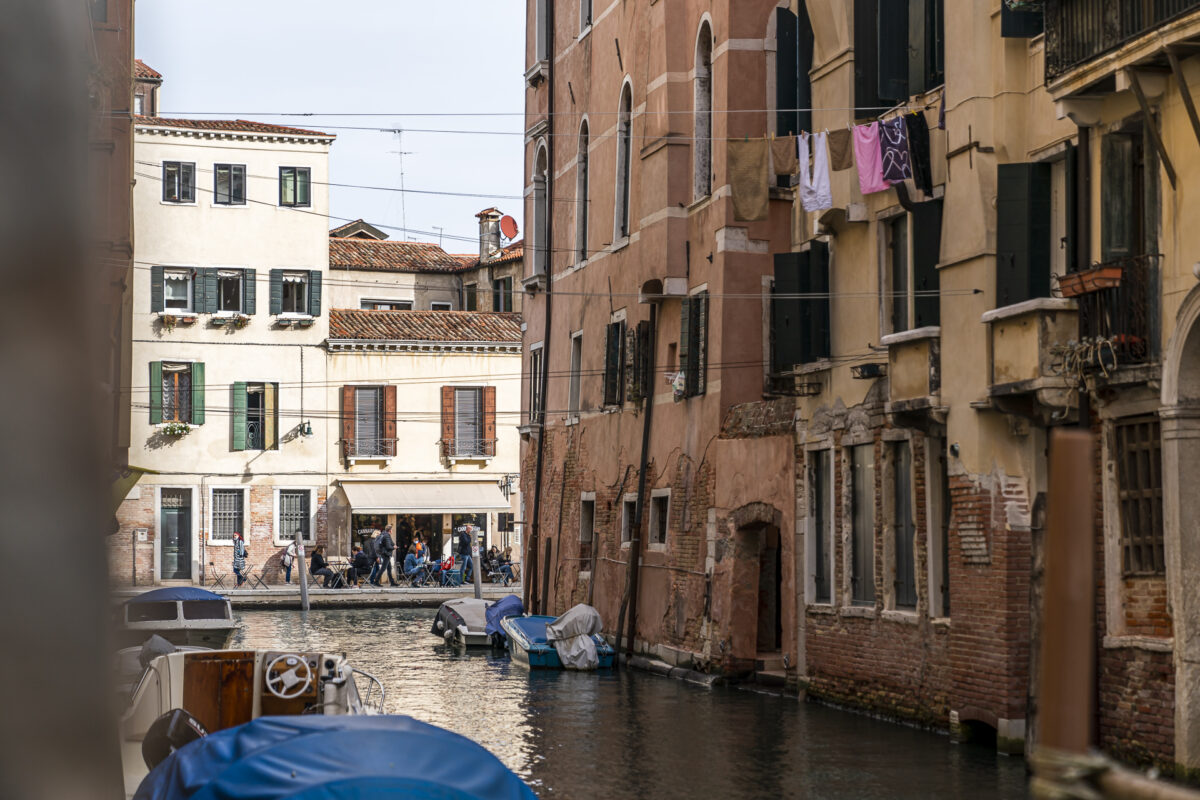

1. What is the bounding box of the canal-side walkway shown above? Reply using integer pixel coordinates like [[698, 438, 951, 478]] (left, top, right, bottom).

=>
[[112, 583, 520, 609]]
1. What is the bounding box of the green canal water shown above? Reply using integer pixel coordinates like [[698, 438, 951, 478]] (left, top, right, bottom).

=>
[[232, 607, 1028, 799]]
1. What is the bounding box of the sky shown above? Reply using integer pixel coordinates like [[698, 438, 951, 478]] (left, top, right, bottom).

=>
[[136, 0, 526, 255]]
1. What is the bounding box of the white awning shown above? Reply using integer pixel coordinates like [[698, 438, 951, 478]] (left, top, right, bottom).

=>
[[340, 481, 511, 514]]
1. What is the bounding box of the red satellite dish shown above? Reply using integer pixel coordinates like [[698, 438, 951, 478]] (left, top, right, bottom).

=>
[[499, 215, 519, 240]]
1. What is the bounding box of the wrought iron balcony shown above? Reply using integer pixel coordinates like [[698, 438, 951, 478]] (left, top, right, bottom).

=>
[[441, 438, 497, 459], [1046, 0, 1200, 80], [1072, 254, 1158, 368], [343, 438, 397, 458]]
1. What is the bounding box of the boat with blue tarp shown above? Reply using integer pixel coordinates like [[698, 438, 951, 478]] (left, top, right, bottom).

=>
[[118, 587, 235, 648], [501, 604, 615, 670]]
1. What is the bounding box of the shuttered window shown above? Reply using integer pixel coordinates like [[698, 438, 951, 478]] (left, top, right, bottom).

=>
[[615, 85, 633, 240], [1116, 417, 1164, 575], [679, 293, 709, 398], [163, 269, 192, 312], [911, 199, 943, 329], [454, 388, 483, 455], [856, 0, 943, 114], [232, 382, 278, 452], [892, 440, 917, 609], [1001, 3, 1043, 38], [812, 450, 831, 604], [529, 347, 544, 423], [627, 320, 652, 404], [465, 284, 478, 312], [442, 386, 495, 458], [772, 242, 831, 374], [270, 270, 321, 316], [775, 6, 814, 138], [851, 443, 876, 605], [569, 334, 583, 415], [151, 361, 204, 425], [996, 163, 1055, 307], [603, 320, 626, 406], [356, 387, 383, 454], [492, 277, 513, 312], [211, 489, 243, 541]]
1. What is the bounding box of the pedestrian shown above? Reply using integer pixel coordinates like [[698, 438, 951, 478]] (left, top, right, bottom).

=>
[[363, 528, 379, 583], [458, 523, 475, 582], [375, 524, 397, 587], [280, 539, 298, 584], [310, 544, 336, 589], [232, 532, 248, 587]]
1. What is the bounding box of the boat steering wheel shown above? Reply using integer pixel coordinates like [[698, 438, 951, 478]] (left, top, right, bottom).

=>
[[264, 653, 313, 700]]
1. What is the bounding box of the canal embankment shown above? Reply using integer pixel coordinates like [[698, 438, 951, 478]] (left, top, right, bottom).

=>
[[112, 583, 519, 609]]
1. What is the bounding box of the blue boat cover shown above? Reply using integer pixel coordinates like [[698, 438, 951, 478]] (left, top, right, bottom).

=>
[[126, 587, 225, 604], [505, 616, 550, 645], [484, 594, 525, 637], [135, 715, 536, 800]]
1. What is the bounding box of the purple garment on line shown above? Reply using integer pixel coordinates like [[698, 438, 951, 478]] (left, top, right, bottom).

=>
[[879, 117, 912, 183], [853, 122, 890, 195]]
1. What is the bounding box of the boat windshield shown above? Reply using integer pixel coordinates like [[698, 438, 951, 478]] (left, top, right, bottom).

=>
[[127, 602, 179, 623], [181, 600, 230, 620]]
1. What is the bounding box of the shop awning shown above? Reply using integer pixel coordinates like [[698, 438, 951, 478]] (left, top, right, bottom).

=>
[[340, 481, 511, 514]]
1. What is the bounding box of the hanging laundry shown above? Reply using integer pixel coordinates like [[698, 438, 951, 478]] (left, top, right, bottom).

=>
[[939, 90, 946, 130], [799, 132, 833, 212], [853, 122, 890, 195], [770, 135, 798, 175], [827, 128, 854, 172], [879, 117, 912, 183], [906, 111, 933, 197], [728, 139, 769, 221]]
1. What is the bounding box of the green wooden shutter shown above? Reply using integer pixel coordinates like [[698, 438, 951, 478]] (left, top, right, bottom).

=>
[[603, 321, 621, 406], [150, 266, 164, 312], [149, 361, 163, 424], [802, 243, 831, 363], [204, 268, 218, 313], [243, 268, 256, 315], [191, 362, 205, 425], [773, 252, 806, 374], [877, 0, 909, 104], [997, 163, 1053, 307], [192, 269, 206, 314], [678, 295, 691, 398], [797, 2, 814, 135], [776, 7, 800, 137], [231, 382, 247, 451], [1101, 133, 1134, 262], [1001, 4, 1043, 38], [308, 271, 323, 316], [911, 199, 943, 329], [269, 269, 283, 314], [908, 0, 927, 95], [694, 292, 709, 396], [266, 383, 279, 450]]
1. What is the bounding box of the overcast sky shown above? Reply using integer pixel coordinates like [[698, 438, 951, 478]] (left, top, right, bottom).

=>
[[136, 0, 526, 254]]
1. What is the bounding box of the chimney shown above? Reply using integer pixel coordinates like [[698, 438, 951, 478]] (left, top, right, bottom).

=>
[[476, 207, 502, 263]]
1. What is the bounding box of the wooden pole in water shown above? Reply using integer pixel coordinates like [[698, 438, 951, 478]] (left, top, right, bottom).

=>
[[297, 530, 310, 611]]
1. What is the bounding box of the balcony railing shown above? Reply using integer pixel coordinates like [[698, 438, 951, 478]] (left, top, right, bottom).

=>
[[1046, 0, 1200, 80], [344, 438, 397, 458], [441, 438, 497, 459], [1075, 254, 1158, 368]]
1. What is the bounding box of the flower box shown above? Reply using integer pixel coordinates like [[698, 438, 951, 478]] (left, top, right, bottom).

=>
[[1056, 265, 1123, 298]]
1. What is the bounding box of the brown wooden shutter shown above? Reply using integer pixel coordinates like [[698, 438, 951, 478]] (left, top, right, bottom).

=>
[[341, 386, 355, 457], [483, 386, 497, 456], [383, 385, 398, 456], [441, 386, 456, 457]]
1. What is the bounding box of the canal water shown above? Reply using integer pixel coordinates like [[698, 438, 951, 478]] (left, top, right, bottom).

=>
[[232, 608, 1028, 799]]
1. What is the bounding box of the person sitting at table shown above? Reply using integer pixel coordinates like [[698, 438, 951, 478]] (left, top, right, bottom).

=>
[[501, 546, 520, 583], [349, 544, 372, 588], [402, 550, 426, 585], [310, 544, 336, 589], [437, 553, 457, 586]]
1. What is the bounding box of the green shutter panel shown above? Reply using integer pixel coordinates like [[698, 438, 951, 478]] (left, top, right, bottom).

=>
[[1064, 143, 1078, 272], [308, 271, 323, 316], [804, 243, 831, 362], [678, 294, 691, 399], [191, 362, 205, 425], [191, 269, 204, 313], [996, 163, 1053, 307], [907, 0, 927, 95], [204, 268, 218, 313], [243, 268, 256, 315], [797, 3, 815, 135], [1101, 133, 1134, 262], [776, 8, 800, 137], [695, 292, 709, 396], [911, 199, 944, 329], [772, 252, 806, 373], [603, 322, 621, 405], [267, 382, 279, 450], [150, 266, 164, 312], [231, 382, 247, 451], [877, 0, 909, 104], [149, 361, 163, 424], [269, 269, 283, 315]]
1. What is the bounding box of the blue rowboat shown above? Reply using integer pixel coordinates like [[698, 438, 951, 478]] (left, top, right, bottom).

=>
[[500, 612, 615, 670]]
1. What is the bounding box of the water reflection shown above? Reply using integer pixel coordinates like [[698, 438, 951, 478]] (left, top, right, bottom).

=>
[[233, 609, 1027, 799]]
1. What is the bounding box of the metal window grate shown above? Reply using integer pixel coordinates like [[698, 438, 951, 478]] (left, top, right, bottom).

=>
[[212, 489, 242, 541], [279, 490, 310, 541], [1116, 416, 1164, 574]]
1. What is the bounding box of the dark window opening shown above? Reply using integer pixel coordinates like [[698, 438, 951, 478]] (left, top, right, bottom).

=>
[[851, 443, 876, 605], [280, 490, 311, 542], [650, 495, 668, 545], [493, 277, 514, 312], [812, 450, 831, 604], [855, 0, 944, 117], [1116, 416, 1164, 575], [603, 319, 627, 406], [892, 440, 917, 609]]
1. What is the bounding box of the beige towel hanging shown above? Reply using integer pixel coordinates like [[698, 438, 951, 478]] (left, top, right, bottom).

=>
[[827, 128, 854, 172], [728, 139, 769, 221], [770, 135, 798, 175]]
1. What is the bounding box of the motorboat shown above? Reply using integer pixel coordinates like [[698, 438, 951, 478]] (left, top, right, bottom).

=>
[[134, 715, 536, 800], [431, 597, 493, 647], [113, 636, 209, 702], [117, 587, 236, 649], [485, 594, 525, 647], [501, 604, 615, 670], [120, 647, 385, 797]]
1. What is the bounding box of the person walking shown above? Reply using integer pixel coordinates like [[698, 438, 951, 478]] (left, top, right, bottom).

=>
[[310, 544, 335, 589], [458, 523, 475, 583], [364, 528, 380, 585], [232, 532, 248, 588], [375, 525, 397, 587], [280, 539, 298, 584]]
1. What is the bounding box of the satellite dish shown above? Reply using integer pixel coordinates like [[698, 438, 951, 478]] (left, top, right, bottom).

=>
[[499, 215, 519, 240]]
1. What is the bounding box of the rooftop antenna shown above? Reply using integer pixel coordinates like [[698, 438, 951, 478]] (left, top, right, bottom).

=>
[[388, 128, 414, 239], [432, 226, 444, 248]]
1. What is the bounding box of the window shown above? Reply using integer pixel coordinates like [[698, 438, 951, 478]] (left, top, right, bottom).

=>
[[996, 158, 1067, 307], [776, 5, 815, 138], [580, 0, 592, 32], [162, 162, 195, 203], [603, 319, 627, 406], [280, 272, 308, 314], [621, 496, 638, 544], [232, 382, 277, 451], [891, 441, 917, 609], [694, 24, 713, 200], [650, 492, 669, 545], [342, 385, 396, 458], [772, 242, 832, 373], [361, 299, 412, 311], [928, 439, 950, 617], [532, 144, 549, 276], [1115, 417, 1164, 575], [279, 167, 311, 207], [217, 270, 243, 313], [431, 301, 452, 311], [211, 489, 243, 542], [529, 345, 544, 423], [615, 84, 633, 240], [213, 164, 246, 205], [278, 490, 311, 544], [464, 284, 478, 312], [163, 269, 193, 312], [580, 496, 596, 543], [453, 387, 487, 457], [134, 93, 144, 116], [679, 292, 709, 398], [888, 216, 909, 333], [150, 361, 204, 425], [811, 450, 832, 604], [569, 332, 583, 416], [493, 277, 514, 312], [535, 0, 549, 61], [1102, 122, 1159, 262], [885, 200, 943, 334], [576, 122, 590, 263], [850, 443, 876, 606], [854, 0, 944, 116]]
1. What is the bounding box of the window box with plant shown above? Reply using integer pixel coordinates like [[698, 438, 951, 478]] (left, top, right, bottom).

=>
[[158, 421, 192, 437]]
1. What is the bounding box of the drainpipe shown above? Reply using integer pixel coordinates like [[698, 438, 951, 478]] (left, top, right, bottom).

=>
[[619, 301, 658, 661], [526, 0, 556, 616]]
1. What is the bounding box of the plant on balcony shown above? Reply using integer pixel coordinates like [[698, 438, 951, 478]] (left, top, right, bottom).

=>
[[159, 421, 191, 437], [1056, 265, 1123, 298], [1003, 0, 1042, 10]]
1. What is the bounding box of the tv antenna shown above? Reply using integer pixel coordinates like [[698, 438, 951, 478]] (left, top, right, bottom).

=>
[[387, 129, 415, 239]]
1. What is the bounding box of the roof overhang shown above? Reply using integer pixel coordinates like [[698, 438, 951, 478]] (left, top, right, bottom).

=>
[[339, 481, 511, 514]]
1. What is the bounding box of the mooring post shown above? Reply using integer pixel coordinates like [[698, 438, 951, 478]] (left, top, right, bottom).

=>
[[297, 530, 309, 612]]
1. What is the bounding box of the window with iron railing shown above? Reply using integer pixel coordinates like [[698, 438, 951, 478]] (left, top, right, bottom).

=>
[[1045, 0, 1200, 80], [447, 387, 493, 457], [279, 490, 311, 543], [211, 489, 243, 542], [348, 386, 395, 457], [1115, 416, 1164, 575]]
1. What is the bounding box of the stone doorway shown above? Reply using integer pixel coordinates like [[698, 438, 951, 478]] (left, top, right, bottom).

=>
[[756, 524, 783, 654]]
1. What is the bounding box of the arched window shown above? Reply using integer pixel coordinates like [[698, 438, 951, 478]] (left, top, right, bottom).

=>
[[614, 83, 633, 241], [576, 121, 590, 264], [532, 142, 549, 276], [694, 22, 713, 200]]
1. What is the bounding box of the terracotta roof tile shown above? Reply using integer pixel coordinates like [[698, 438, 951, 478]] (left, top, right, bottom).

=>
[[134, 116, 334, 138], [489, 240, 523, 266], [134, 59, 162, 80], [329, 237, 466, 273], [329, 309, 522, 343]]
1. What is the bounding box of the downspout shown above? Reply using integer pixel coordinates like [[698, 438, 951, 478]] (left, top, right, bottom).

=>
[[526, 0, 556, 615]]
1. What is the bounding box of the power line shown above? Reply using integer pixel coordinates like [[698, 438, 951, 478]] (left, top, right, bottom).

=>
[[123, 105, 923, 118]]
